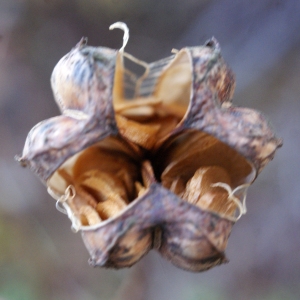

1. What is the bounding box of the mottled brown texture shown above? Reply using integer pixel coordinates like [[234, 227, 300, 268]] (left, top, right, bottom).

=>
[[17, 39, 118, 181], [18, 35, 281, 272], [83, 184, 232, 271], [182, 40, 282, 174]]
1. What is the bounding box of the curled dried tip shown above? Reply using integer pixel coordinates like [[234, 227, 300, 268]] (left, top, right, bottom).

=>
[[277, 138, 284, 148], [205, 37, 220, 51], [14, 155, 28, 167], [76, 37, 88, 48], [88, 257, 100, 267], [109, 21, 129, 52]]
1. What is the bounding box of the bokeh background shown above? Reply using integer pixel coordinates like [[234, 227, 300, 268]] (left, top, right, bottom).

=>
[[0, 0, 299, 299]]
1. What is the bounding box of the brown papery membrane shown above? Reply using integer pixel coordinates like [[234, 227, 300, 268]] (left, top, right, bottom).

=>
[[113, 47, 192, 151]]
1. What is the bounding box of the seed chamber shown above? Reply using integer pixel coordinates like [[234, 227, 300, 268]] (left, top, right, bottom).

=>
[[47, 46, 254, 230]]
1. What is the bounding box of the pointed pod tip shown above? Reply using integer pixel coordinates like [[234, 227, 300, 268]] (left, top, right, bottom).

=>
[[277, 138, 283, 148], [88, 257, 97, 267], [76, 37, 88, 48], [14, 155, 28, 168], [223, 257, 230, 264], [205, 37, 220, 52]]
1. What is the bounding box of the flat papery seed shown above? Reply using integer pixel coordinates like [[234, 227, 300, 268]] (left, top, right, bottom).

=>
[[182, 174, 202, 204], [120, 106, 157, 121], [160, 132, 220, 188], [182, 166, 238, 218], [71, 144, 140, 200], [79, 205, 101, 226], [160, 130, 254, 190], [147, 115, 179, 143], [182, 166, 231, 203], [169, 177, 186, 197], [72, 143, 140, 183], [115, 114, 161, 150], [197, 166, 230, 192], [197, 191, 236, 216], [123, 115, 180, 153], [135, 181, 147, 197], [79, 170, 129, 203], [115, 168, 137, 200], [114, 96, 162, 113], [91, 136, 141, 160], [96, 197, 127, 220], [158, 103, 187, 119], [141, 160, 156, 188]]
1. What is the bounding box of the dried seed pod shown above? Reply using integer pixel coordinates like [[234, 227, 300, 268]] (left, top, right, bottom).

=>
[[17, 23, 282, 272]]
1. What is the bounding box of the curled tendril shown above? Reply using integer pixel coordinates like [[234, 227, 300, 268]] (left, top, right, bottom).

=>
[[47, 185, 81, 232], [211, 183, 250, 222], [109, 22, 129, 52]]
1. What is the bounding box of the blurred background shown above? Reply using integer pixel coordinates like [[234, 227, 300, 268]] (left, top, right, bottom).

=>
[[0, 0, 299, 299]]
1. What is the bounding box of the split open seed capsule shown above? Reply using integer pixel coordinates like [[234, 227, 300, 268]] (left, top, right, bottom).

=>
[[17, 23, 282, 272]]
